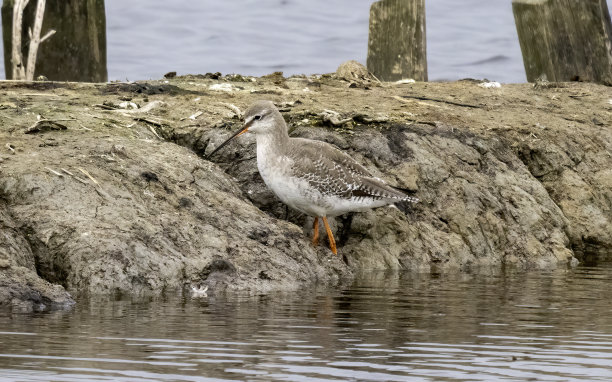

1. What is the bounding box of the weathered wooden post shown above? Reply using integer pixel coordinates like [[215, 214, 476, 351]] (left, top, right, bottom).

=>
[[366, 0, 427, 82], [512, 0, 612, 84], [2, 0, 107, 82]]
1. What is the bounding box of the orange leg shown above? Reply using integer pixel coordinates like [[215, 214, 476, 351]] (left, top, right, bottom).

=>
[[312, 217, 320, 246], [322, 216, 337, 255]]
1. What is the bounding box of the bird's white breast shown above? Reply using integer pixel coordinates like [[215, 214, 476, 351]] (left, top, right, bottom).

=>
[[257, 142, 327, 216]]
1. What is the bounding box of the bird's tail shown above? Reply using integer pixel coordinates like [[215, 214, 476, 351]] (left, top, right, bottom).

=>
[[390, 185, 419, 203]]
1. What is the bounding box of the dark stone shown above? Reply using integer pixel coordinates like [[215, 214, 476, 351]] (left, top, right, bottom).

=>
[[179, 197, 193, 208], [141, 171, 159, 182]]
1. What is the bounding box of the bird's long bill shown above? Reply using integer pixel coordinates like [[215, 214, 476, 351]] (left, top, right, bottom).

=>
[[206, 121, 252, 159]]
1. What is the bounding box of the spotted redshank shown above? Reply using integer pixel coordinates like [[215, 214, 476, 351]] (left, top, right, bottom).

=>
[[207, 100, 418, 254]]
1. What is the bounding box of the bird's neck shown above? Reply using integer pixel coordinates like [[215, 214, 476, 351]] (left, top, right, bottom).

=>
[[255, 124, 289, 156]]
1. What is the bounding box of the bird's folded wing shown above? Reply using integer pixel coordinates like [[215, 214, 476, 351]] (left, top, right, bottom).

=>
[[291, 139, 409, 201]]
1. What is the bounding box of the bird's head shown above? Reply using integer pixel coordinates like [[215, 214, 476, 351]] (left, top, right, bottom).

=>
[[241, 100, 281, 135], [206, 100, 284, 158]]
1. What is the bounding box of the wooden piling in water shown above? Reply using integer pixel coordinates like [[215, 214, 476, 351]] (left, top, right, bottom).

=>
[[512, 0, 612, 85], [1, 0, 107, 82], [366, 0, 427, 82]]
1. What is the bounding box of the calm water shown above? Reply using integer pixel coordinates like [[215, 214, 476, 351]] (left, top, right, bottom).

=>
[[2, 263, 612, 381], [1, 0, 610, 82]]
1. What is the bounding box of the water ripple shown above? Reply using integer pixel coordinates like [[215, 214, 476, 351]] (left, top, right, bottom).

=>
[[2, 263, 612, 380]]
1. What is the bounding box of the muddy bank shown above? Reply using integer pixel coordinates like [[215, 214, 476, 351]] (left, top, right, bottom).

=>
[[0, 71, 610, 310]]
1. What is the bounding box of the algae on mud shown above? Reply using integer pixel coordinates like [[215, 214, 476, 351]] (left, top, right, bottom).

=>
[[0, 72, 610, 310]]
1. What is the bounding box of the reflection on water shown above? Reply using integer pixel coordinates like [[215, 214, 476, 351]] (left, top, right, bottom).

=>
[[2, 264, 612, 381]]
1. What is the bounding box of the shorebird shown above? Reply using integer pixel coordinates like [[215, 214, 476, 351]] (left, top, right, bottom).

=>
[[207, 100, 418, 254]]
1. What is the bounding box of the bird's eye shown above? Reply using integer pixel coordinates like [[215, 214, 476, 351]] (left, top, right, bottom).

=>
[[254, 115, 262, 121]]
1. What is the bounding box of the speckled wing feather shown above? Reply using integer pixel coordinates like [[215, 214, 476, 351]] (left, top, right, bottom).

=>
[[289, 138, 417, 202]]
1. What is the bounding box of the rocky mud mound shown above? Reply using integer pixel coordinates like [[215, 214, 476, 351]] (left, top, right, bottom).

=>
[[0, 71, 610, 310]]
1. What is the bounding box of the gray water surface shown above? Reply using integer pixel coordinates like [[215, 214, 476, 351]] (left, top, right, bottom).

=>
[[2, 263, 612, 381], [2, 1, 611, 82]]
